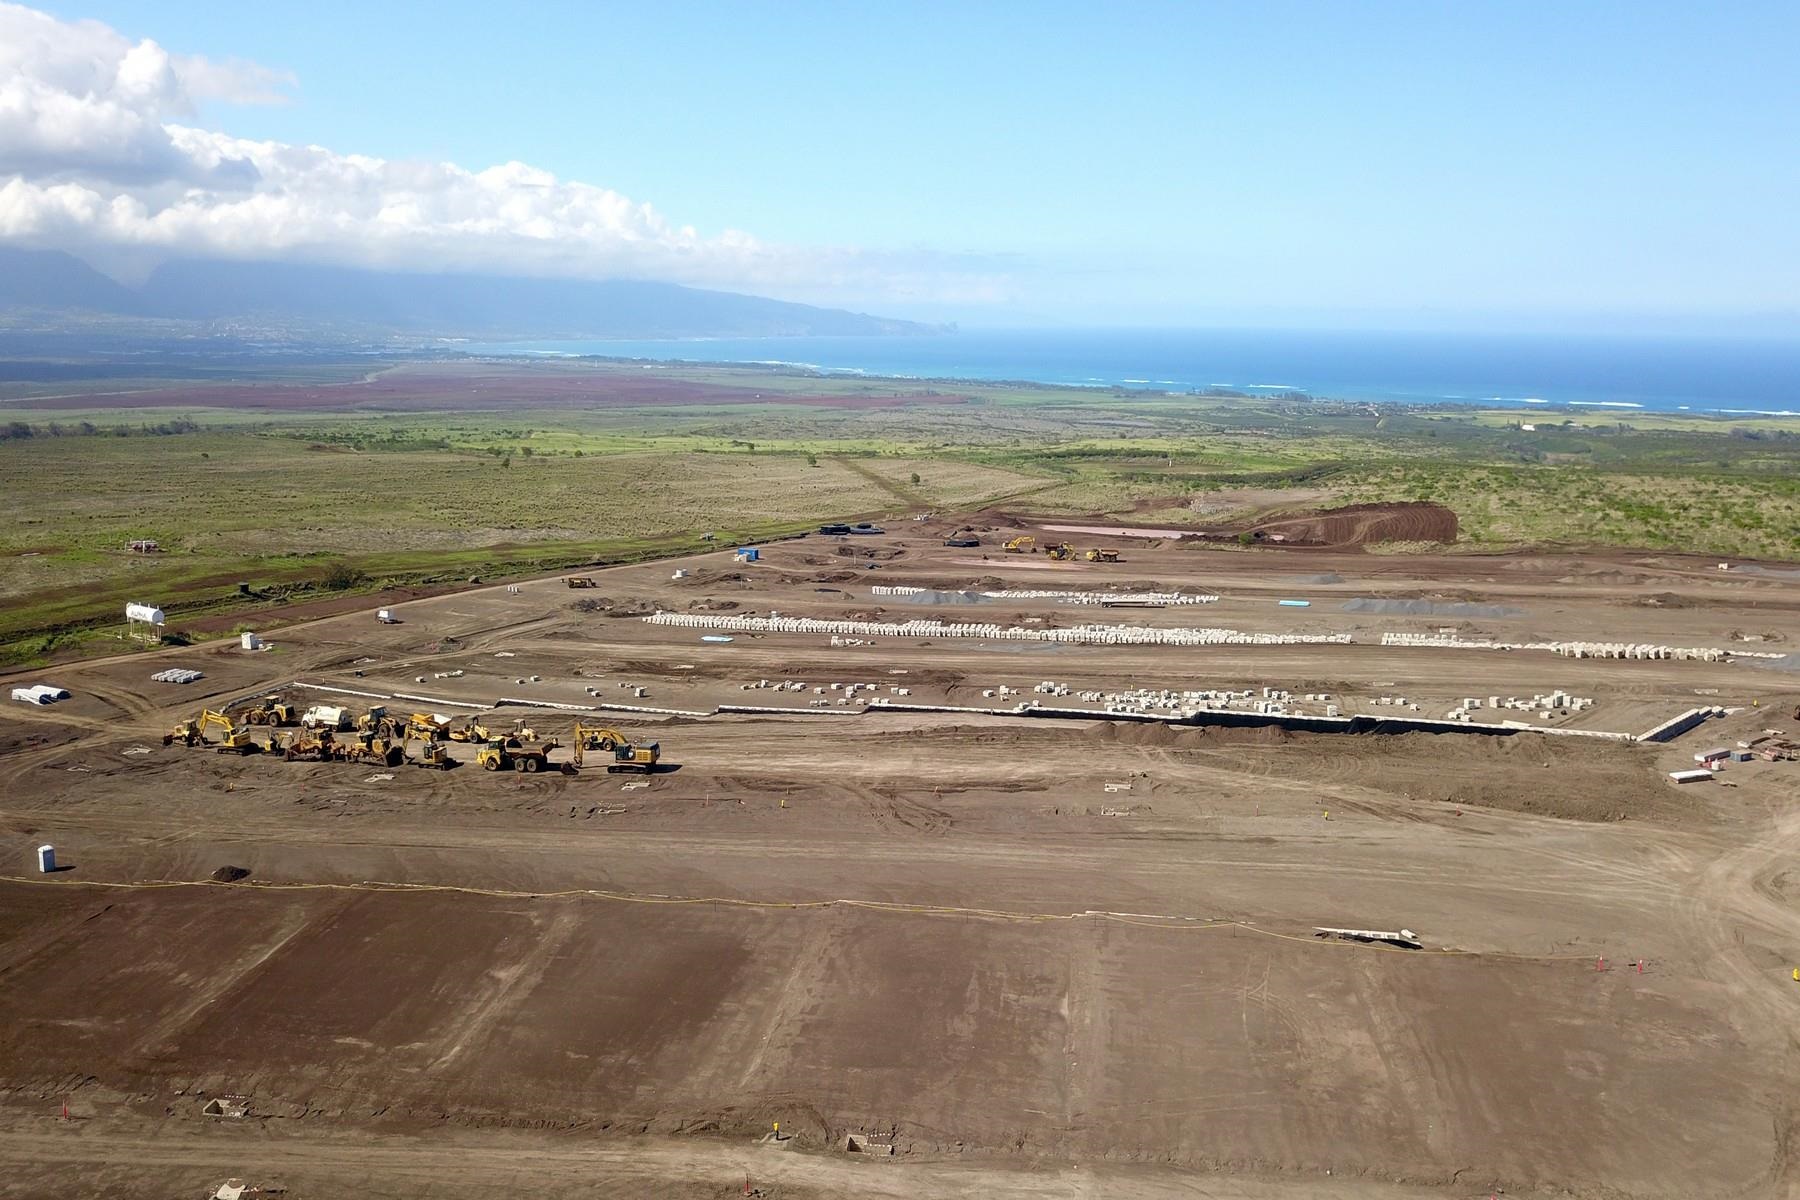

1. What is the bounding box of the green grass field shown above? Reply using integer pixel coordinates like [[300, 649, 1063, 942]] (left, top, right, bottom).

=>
[[2, 357, 1796, 664]]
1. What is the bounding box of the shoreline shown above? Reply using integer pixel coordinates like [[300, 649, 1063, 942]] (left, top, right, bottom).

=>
[[456, 330, 1800, 418]]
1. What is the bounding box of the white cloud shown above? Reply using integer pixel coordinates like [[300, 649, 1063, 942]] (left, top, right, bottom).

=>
[[0, 2, 1006, 306]]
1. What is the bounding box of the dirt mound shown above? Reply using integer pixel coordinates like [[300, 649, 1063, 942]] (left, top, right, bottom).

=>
[[1249, 502, 1457, 546], [678, 570, 752, 590]]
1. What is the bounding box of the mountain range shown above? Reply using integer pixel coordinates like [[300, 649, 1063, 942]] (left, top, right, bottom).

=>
[[0, 246, 934, 340]]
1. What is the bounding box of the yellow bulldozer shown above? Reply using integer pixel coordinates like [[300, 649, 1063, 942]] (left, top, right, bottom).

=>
[[339, 730, 406, 767], [1002, 535, 1035, 554], [1044, 542, 1076, 561], [1084, 548, 1121, 563], [412, 740, 452, 770], [283, 726, 337, 762], [571, 723, 661, 774]]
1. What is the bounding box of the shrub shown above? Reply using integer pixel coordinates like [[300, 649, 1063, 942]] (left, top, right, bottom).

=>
[[321, 560, 363, 590]]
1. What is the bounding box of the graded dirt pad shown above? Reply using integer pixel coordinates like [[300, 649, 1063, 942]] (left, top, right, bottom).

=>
[[3, 518, 1800, 1199], [0, 881, 1777, 1199]]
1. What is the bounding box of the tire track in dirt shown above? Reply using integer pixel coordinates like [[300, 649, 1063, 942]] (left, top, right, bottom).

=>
[[427, 901, 582, 1074]]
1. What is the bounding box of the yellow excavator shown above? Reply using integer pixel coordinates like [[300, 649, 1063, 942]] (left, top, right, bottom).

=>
[[1002, 535, 1035, 554], [1084, 548, 1121, 563], [570, 723, 661, 774], [1044, 542, 1075, 561], [199, 709, 261, 754]]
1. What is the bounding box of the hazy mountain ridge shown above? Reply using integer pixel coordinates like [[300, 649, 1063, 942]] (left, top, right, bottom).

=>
[[0, 247, 936, 339]]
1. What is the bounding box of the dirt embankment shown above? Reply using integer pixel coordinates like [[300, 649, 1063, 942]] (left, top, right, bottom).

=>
[[1248, 501, 1458, 546]]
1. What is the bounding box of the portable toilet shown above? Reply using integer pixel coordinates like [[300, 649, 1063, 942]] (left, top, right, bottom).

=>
[[240, 631, 261, 650], [36, 844, 55, 873]]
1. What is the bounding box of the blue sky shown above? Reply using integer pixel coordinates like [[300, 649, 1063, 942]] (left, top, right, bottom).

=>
[[15, 1, 1800, 331]]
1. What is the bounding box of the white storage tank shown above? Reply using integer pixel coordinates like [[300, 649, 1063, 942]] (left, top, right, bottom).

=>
[[125, 602, 166, 625], [36, 844, 55, 873]]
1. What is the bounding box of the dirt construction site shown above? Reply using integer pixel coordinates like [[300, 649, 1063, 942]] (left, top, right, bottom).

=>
[[3, 514, 1799, 1200]]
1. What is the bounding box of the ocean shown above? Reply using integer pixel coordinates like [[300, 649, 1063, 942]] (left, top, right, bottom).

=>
[[460, 328, 1800, 416]]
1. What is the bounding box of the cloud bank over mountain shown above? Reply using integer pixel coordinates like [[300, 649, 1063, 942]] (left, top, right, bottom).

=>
[[0, 3, 999, 308]]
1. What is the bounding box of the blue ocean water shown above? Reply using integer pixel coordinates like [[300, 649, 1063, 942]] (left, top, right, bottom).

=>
[[461, 328, 1800, 416]]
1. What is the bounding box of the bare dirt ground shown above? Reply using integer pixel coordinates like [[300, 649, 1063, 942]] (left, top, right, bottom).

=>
[[2, 518, 1798, 1199]]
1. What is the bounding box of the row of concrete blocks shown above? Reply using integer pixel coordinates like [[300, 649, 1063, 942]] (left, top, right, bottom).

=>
[[870, 583, 1219, 606], [1380, 632, 1732, 662], [646, 611, 1352, 647]]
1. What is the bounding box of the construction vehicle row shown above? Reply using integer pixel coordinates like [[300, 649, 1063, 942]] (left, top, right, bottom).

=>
[[164, 706, 662, 775], [1000, 534, 1121, 562]]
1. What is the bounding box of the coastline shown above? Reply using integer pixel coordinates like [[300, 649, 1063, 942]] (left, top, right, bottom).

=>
[[457, 328, 1800, 418]]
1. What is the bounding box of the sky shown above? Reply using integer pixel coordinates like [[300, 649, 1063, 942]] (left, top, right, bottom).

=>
[[4, 1, 1799, 332]]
